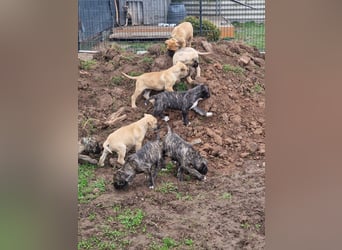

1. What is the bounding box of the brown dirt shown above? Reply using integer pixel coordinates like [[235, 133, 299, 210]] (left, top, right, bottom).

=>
[[78, 37, 265, 249]]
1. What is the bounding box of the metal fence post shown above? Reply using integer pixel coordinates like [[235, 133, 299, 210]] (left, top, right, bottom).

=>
[[199, 0, 202, 35]]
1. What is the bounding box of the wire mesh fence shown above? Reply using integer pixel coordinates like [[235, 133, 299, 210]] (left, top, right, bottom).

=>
[[78, 0, 265, 52]]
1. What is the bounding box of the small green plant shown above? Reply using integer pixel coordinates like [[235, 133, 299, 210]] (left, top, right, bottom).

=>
[[142, 56, 154, 65], [103, 225, 125, 240], [241, 222, 251, 230], [111, 76, 124, 85], [253, 83, 263, 93], [175, 82, 188, 91], [162, 237, 179, 248], [97, 241, 116, 250], [255, 223, 261, 230], [156, 182, 178, 193], [117, 209, 144, 232], [183, 16, 220, 41], [176, 192, 193, 201], [88, 213, 96, 221], [184, 238, 194, 246], [78, 164, 107, 203], [94, 178, 106, 192], [222, 192, 232, 200], [223, 64, 245, 74], [80, 59, 96, 70]]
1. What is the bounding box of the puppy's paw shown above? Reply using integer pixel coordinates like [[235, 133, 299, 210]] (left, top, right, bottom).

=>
[[162, 116, 170, 122], [203, 176, 207, 181], [206, 112, 213, 117], [149, 185, 154, 189]]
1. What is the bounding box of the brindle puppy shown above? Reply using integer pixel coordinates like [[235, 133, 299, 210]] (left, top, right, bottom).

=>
[[163, 125, 208, 181], [146, 84, 212, 125], [113, 138, 165, 190]]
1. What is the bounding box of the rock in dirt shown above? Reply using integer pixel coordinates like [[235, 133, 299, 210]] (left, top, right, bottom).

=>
[[201, 40, 213, 52], [206, 128, 223, 145], [230, 115, 242, 125], [190, 138, 202, 145], [247, 142, 259, 153], [98, 94, 113, 110], [238, 54, 251, 65]]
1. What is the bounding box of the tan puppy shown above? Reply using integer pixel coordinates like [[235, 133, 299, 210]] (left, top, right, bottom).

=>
[[165, 22, 193, 51], [98, 114, 158, 166], [122, 61, 189, 108], [172, 47, 211, 83]]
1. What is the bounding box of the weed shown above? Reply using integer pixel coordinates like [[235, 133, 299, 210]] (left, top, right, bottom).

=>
[[94, 178, 106, 192], [110, 76, 124, 85], [142, 56, 153, 65], [106, 216, 114, 222], [78, 239, 91, 250], [241, 222, 251, 230], [174, 82, 188, 91], [117, 209, 144, 232], [113, 205, 121, 212], [80, 60, 96, 70], [88, 213, 96, 221], [163, 237, 179, 248], [156, 182, 178, 194], [184, 238, 194, 246], [97, 241, 116, 250], [223, 64, 245, 74], [222, 192, 232, 200], [103, 225, 124, 240], [176, 192, 193, 201], [255, 223, 261, 230], [78, 164, 106, 203], [253, 83, 263, 93]]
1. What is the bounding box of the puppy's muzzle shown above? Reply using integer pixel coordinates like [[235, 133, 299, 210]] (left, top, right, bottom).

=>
[[199, 163, 208, 175], [192, 61, 199, 68], [167, 50, 175, 57], [113, 180, 128, 190]]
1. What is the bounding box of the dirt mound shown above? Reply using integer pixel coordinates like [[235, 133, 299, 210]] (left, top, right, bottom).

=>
[[78, 37, 265, 249]]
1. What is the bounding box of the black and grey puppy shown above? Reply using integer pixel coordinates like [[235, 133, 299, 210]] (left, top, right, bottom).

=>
[[146, 84, 213, 125], [113, 138, 165, 190], [78, 137, 102, 165], [163, 125, 208, 181]]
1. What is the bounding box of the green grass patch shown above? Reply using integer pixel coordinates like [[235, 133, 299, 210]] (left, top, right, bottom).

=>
[[110, 76, 124, 85], [232, 21, 265, 51], [80, 59, 96, 70], [252, 83, 264, 93], [142, 56, 154, 65], [156, 182, 178, 194], [223, 64, 245, 74], [117, 208, 144, 232], [222, 192, 232, 200], [78, 164, 106, 203], [174, 81, 188, 91]]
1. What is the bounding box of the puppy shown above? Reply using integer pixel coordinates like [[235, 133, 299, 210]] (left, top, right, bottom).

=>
[[146, 84, 212, 125], [113, 138, 164, 190], [78, 137, 102, 165], [122, 61, 189, 108], [98, 114, 158, 166], [172, 47, 211, 83], [165, 22, 193, 52], [123, 2, 132, 26], [163, 125, 208, 181]]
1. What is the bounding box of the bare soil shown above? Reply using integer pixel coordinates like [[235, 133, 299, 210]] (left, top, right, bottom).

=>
[[78, 37, 265, 249]]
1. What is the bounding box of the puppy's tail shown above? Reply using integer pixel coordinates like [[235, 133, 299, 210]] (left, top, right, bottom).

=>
[[197, 50, 212, 56], [121, 72, 138, 80]]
